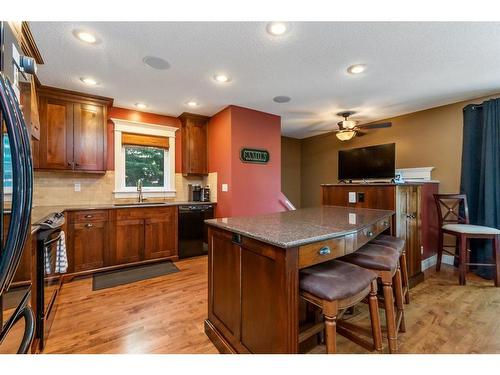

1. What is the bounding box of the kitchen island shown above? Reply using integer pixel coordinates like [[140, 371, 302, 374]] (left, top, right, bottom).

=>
[[204, 205, 394, 354]]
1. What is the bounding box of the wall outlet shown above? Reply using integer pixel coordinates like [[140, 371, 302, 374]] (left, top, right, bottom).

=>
[[348, 192, 357, 203], [74, 182, 81, 192], [221, 184, 229, 192]]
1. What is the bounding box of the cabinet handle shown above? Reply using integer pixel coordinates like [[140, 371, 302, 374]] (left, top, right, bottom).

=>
[[84, 214, 93, 218], [318, 246, 331, 256], [85, 223, 93, 228]]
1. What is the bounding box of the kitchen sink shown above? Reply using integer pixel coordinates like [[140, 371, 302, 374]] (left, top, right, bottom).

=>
[[113, 202, 167, 207]]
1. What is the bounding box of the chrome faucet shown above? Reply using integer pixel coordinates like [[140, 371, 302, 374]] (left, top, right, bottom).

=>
[[137, 179, 144, 203]]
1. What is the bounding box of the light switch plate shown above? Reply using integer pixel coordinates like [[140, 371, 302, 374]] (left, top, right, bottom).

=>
[[74, 182, 81, 192], [348, 213, 357, 225], [348, 192, 357, 203], [222, 184, 228, 192]]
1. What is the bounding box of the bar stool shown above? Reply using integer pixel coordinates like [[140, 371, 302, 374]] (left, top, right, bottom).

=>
[[434, 194, 500, 286], [371, 234, 410, 304], [299, 260, 382, 353], [340, 243, 405, 353]]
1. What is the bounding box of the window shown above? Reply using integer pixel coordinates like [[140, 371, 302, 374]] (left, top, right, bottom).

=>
[[125, 146, 165, 188], [112, 118, 178, 199]]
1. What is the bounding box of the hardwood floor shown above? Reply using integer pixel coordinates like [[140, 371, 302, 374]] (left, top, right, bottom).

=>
[[2, 257, 499, 354]]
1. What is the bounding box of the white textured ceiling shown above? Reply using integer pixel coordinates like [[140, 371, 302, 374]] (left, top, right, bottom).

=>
[[30, 22, 500, 138]]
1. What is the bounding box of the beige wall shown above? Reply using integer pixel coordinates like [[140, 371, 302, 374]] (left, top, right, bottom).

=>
[[33, 171, 217, 206], [281, 136, 302, 208], [298, 93, 500, 208]]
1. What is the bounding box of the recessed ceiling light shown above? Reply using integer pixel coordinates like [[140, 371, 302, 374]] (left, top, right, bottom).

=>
[[347, 64, 367, 75], [80, 77, 98, 86], [273, 96, 291, 103], [143, 56, 170, 70], [73, 30, 97, 44], [213, 74, 231, 83], [135, 103, 147, 109], [186, 101, 198, 107], [266, 22, 288, 36]]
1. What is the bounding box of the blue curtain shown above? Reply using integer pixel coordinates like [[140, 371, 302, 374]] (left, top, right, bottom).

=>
[[461, 98, 500, 279]]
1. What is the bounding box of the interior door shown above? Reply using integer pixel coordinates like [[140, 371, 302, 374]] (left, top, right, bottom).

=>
[[73, 103, 104, 171], [38, 96, 73, 170]]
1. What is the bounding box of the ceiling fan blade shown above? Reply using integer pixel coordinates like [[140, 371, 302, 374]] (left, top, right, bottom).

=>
[[356, 130, 367, 137], [308, 129, 334, 133], [356, 122, 392, 129]]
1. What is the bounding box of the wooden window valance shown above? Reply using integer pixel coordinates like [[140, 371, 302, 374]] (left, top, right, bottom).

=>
[[121, 132, 169, 149]]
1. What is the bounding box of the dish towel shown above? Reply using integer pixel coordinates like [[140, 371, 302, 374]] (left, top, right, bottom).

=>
[[55, 231, 68, 274]]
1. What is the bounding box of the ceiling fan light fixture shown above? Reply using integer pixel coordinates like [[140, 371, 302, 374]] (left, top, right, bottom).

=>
[[342, 120, 357, 129], [336, 130, 356, 141]]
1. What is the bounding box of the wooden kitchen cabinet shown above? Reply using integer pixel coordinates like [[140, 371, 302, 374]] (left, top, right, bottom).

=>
[[19, 79, 41, 140], [321, 182, 439, 287], [36, 86, 112, 172], [67, 210, 108, 272], [178, 112, 209, 176], [144, 209, 177, 260], [114, 219, 144, 265]]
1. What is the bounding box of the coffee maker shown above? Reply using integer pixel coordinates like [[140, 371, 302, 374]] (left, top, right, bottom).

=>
[[188, 184, 202, 202]]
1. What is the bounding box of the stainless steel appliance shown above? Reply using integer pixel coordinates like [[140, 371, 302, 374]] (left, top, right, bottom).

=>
[[188, 184, 202, 202], [201, 186, 210, 202], [36, 212, 65, 350], [0, 21, 36, 354], [178, 205, 214, 259]]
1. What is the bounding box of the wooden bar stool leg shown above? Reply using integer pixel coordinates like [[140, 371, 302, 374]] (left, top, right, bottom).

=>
[[324, 314, 338, 354], [436, 230, 444, 272], [382, 282, 398, 353], [368, 280, 383, 352], [400, 251, 410, 304], [494, 235, 500, 288], [459, 234, 467, 286], [393, 267, 406, 333]]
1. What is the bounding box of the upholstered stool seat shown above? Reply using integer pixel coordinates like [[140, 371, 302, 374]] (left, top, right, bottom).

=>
[[341, 244, 400, 273], [442, 224, 500, 235], [370, 234, 410, 305], [300, 260, 378, 301], [371, 234, 405, 254], [299, 260, 382, 353]]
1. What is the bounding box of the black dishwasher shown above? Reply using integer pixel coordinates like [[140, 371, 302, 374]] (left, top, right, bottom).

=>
[[178, 205, 214, 259]]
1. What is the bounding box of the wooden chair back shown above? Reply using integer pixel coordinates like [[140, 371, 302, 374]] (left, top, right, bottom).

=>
[[433, 194, 470, 228]]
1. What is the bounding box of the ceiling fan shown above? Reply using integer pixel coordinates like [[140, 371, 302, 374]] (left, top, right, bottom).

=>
[[310, 112, 392, 141]]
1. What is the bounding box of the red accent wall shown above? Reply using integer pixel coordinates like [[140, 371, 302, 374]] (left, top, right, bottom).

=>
[[106, 107, 181, 172], [208, 105, 284, 217]]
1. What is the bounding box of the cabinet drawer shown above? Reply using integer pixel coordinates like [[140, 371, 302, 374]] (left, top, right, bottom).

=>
[[298, 237, 345, 269], [71, 210, 108, 223], [355, 224, 378, 248], [116, 206, 175, 220]]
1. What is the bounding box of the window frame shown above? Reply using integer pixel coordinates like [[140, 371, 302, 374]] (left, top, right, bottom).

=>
[[112, 118, 178, 199]]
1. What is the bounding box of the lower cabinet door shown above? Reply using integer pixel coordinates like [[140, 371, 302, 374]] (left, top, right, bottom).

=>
[[114, 219, 144, 265], [72, 221, 106, 272], [144, 216, 177, 259]]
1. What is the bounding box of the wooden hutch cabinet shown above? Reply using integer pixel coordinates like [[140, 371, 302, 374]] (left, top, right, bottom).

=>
[[321, 182, 439, 287], [35, 86, 113, 172], [178, 112, 209, 176]]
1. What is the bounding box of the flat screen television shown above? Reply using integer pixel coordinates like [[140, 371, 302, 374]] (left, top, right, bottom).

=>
[[338, 143, 395, 181]]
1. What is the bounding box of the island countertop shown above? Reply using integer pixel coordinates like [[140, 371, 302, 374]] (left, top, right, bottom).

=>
[[205, 205, 394, 248]]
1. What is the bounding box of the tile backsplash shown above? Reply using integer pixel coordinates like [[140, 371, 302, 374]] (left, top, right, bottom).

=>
[[33, 171, 217, 206]]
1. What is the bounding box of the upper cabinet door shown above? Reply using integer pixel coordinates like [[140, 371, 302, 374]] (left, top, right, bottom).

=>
[[73, 103, 105, 171], [38, 96, 74, 170], [179, 113, 209, 176]]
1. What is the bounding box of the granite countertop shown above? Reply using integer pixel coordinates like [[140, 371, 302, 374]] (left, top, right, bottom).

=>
[[321, 181, 439, 186], [205, 206, 394, 249], [30, 201, 216, 226]]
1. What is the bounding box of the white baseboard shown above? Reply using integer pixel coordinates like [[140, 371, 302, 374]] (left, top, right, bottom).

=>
[[421, 253, 455, 271]]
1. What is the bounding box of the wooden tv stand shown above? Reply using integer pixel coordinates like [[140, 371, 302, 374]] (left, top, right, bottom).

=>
[[321, 182, 439, 287]]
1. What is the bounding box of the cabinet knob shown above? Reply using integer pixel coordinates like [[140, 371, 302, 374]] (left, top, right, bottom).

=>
[[367, 231, 374, 237], [318, 246, 331, 256], [383, 221, 389, 227], [85, 223, 93, 228]]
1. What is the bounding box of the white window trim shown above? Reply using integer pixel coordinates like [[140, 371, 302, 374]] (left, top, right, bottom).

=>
[[111, 118, 178, 199]]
